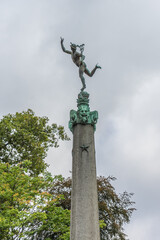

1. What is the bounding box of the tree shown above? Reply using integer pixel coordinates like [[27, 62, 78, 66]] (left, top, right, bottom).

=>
[[49, 176, 136, 240], [0, 110, 70, 240], [0, 162, 70, 240], [97, 176, 135, 240], [0, 109, 69, 176]]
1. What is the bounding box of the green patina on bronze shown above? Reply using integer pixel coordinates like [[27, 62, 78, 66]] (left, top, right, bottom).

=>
[[69, 91, 98, 132]]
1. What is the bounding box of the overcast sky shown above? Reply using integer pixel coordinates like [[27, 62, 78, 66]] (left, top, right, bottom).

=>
[[1, 0, 160, 239]]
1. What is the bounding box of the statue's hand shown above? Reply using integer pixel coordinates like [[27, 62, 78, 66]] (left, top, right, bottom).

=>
[[60, 37, 64, 43], [96, 64, 101, 69]]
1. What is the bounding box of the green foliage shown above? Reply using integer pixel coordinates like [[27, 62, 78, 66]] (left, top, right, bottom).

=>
[[0, 110, 70, 240], [0, 109, 69, 176], [0, 162, 70, 240]]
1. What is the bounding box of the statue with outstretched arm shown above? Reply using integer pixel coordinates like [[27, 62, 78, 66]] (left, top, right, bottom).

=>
[[60, 37, 101, 91]]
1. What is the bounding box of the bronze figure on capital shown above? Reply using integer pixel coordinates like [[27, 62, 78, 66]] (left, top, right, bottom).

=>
[[60, 38, 101, 91]]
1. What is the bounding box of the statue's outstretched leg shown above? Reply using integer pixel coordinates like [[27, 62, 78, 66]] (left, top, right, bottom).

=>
[[79, 65, 86, 91], [85, 64, 101, 77]]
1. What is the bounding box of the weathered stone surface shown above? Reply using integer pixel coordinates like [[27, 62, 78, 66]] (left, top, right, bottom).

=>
[[70, 124, 100, 240]]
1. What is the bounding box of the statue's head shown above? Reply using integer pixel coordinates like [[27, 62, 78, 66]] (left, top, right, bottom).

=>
[[78, 104, 90, 123], [70, 42, 77, 51]]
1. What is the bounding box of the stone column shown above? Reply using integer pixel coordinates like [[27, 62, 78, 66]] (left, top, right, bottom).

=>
[[69, 91, 100, 240]]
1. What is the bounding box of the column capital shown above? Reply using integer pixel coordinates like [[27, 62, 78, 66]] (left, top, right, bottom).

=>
[[69, 91, 98, 132]]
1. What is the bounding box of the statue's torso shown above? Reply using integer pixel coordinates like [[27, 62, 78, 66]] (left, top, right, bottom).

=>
[[71, 52, 84, 67], [71, 52, 80, 66]]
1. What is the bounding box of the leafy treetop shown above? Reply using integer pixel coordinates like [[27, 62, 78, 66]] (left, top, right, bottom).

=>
[[0, 109, 69, 176]]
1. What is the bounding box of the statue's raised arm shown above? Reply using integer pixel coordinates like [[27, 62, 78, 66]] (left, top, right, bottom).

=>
[[60, 38, 71, 54], [60, 38, 101, 92]]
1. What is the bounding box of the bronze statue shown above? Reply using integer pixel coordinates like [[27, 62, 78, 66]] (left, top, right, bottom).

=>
[[60, 38, 101, 91]]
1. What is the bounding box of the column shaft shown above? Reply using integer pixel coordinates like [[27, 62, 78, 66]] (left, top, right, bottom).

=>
[[70, 124, 100, 240]]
